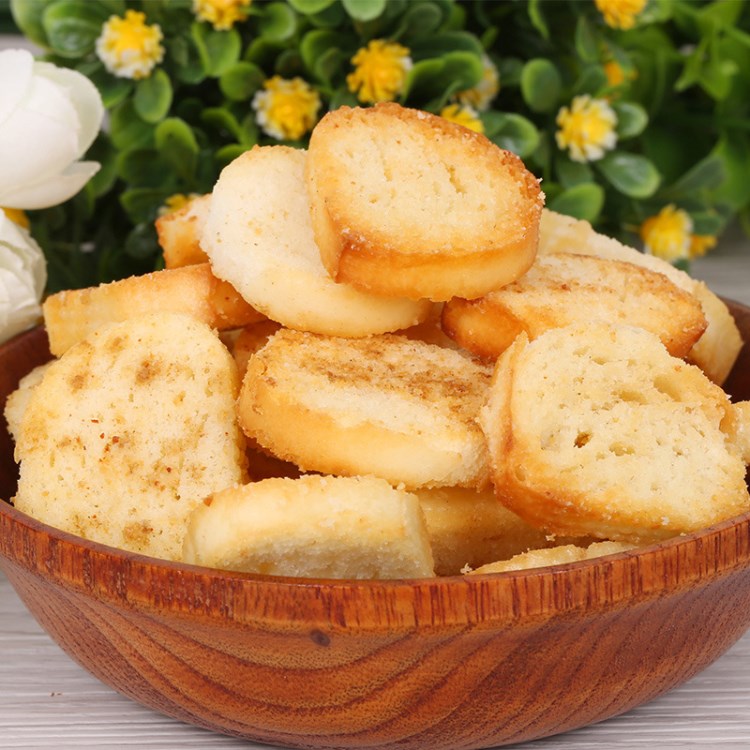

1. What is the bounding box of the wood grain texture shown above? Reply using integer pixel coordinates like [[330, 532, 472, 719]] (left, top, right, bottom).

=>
[[0, 301, 748, 750]]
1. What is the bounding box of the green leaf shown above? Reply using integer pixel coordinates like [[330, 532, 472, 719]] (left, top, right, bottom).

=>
[[301, 29, 354, 82], [120, 189, 172, 225], [191, 23, 242, 77], [201, 107, 244, 143], [391, 2, 444, 40], [86, 136, 119, 198], [219, 61, 265, 101], [573, 64, 608, 96], [548, 183, 605, 223], [527, 0, 550, 40], [134, 69, 173, 124], [78, 61, 133, 108], [662, 152, 726, 199], [575, 15, 599, 64], [555, 155, 595, 188], [215, 144, 252, 166], [109, 100, 154, 151], [401, 51, 482, 106], [42, 0, 111, 58], [155, 118, 199, 183], [597, 152, 661, 198], [287, 0, 335, 13], [410, 31, 484, 60], [259, 2, 298, 41], [10, 0, 56, 47], [711, 134, 750, 211], [612, 101, 648, 139], [115, 148, 166, 186], [484, 113, 540, 159], [520, 58, 562, 113], [124, 222, 161, 260], [342, 0, 386, 22]]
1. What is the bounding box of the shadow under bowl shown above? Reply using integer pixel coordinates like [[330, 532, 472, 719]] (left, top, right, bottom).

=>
[[1, 302, 749, 750]]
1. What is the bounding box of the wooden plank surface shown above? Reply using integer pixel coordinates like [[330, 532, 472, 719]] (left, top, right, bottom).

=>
[[1, 238, 748, 749]]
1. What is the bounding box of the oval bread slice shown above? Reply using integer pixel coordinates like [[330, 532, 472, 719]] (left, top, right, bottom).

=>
[[202, 144, 431, 337], [13, 312, 248, 561], [182, 475, 435, 579], [442, 252, 707, 360], [237, 328, 493, 489], [306, 103, 544, 301], [479, 322, 750, 543], [155, 193, 211, 268]]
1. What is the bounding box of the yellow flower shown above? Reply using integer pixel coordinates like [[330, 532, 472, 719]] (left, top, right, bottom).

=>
[[689, 234, 717, 259], [1, 207, 29, 230], [640, 205, 692, 263], [158, 193, 201, 217], [346, 40, 412, 104], [193, 0, 251, 30], [96, 10, 164, 80], [252, 76, 321, 141], [555, 95, 618, 163], [595, 0, 647, 30], [439, 104, 484, 134], [455, 53, 500, 112]]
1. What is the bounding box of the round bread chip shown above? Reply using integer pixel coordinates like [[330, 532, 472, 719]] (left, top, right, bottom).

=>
[[182, 475, 435, 579], [13, 312, 247, 561], [306, 103, 544, 301], [202, 145, 431, 337], [479, 322, 750, 543]]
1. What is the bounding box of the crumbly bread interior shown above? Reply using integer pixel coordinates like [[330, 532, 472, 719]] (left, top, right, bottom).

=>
[[238, 328, 492, 489], [182, 475, 435, 579], [480, 322, 750, 542], [306, 103, 543, 301], [4, 362, 54, 444], [538, 209, 743, 383], [442, 252, 707, 360], [729, 401, 750, 463], [13, 313, 247, 561], [201, 144, 431, 336], [43, 263, 263, 356], [156, 193, 211, 268], [467, 541, 635, 575]]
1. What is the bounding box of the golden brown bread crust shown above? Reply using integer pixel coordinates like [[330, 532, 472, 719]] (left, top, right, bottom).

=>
[[441, 252, 707, 360], [306, 103, 544, 301], [43, 264, 264, 356], [237, 328, 493, 489], [479, 323, 750, 543], [155, 193, 211, 268]]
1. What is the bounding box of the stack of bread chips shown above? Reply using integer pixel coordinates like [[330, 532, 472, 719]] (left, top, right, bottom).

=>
[[7, 103, 750, 579]]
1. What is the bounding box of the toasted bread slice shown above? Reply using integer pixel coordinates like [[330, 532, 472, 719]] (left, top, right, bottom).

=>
[[202, 145, 431, 337], [13, 313, 248, 561], [539, 209, 743, 383], [467, 541, 635, 575], [728, 401, 750, 463], [479, 323, 750, 543], [182, 475, 434, 579], [237, 329, 493, 489], [442, 252, 707, 360], [230, 319, 282, 378], [43, 263, 264, 356], [306, 103, 544, 301], [156, 193, 211, 268], [414, 486, 586, 576]]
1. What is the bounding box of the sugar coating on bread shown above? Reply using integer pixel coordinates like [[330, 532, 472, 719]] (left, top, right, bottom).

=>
[[156, 193, 211, 268], [538, 209, 742, 384], [238, 329, 492, 489], [202, 145, 431, 336], [467, 541, 635, 575], [479, 322, 750, 542], [43, 263, 264, 356], [442, 252, 707, 360], [13, 313, 247, 561], [182, 475, 435, 579], [413, 486, 584, 576], [306, 103, 543, 301]]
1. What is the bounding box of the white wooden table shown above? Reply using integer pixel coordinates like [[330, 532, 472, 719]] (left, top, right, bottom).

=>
[[1, 239, 748, 749]]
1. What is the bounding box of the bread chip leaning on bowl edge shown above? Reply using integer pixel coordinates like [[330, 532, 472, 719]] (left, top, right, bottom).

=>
[[0, 302, 749, 750]]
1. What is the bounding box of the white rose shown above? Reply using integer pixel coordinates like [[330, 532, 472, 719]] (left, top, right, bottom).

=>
[[0, 211, 47, 344], [0, 48, 104, 210]]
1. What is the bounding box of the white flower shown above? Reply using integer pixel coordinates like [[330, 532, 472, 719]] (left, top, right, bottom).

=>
[[0, 211, 47, 344], [0, 48, 104, 210]]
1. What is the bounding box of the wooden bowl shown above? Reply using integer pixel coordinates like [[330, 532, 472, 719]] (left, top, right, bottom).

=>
[[1, 303, 749, 750]]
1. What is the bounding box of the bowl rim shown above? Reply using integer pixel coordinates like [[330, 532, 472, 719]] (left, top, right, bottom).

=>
[[1, 300, 749, 631]]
